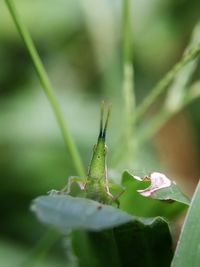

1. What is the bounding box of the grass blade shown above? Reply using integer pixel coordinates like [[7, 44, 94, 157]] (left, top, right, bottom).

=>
[[4, 0, 85, 177], [122, 0, 135, 164], [171, 181, 200, 267], [133, 41, 200, 124]]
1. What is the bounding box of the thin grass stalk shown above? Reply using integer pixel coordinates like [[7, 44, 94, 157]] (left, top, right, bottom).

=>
[[132, 42, 200, 125], [122, 0, 135, 164], [5, 0, 85, 177]]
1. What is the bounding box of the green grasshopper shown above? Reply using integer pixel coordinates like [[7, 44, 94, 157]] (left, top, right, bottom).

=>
[[61, 102, 124, 205]]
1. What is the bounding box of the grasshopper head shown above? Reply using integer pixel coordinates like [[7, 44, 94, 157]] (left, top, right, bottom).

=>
[[88, 102, 112, 179]]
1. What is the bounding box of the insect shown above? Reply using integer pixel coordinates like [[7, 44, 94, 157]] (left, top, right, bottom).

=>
[[61, 102, 124, 204]]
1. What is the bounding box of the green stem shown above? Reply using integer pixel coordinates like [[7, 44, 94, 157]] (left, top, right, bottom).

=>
[[133, 42, 200, 124], [122, 0, 135, 164], [5, 0, 85, 177], [123, 0, 132, 65]]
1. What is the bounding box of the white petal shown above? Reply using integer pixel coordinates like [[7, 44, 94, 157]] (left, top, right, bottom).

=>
[[137, 172, 172, 197]]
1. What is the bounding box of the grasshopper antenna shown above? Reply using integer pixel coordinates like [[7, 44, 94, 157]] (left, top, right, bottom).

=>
[[99, 101, 104, 138], [102, 104, 112, 139]]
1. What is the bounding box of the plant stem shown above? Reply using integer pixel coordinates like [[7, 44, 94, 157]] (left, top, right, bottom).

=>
[[5, 0, 85, 177], [132, 42, 200, 125], [137, 81, 200, 145], [122, 0, 135, 164], [136, 23, 200, 146]]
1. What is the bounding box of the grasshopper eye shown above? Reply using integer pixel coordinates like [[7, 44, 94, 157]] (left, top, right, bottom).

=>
[[104, 145, 108, 155]]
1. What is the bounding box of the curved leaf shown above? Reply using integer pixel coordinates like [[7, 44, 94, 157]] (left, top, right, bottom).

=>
[[31, 195, 134, 231], [31, 194, 172, 232], [32, 194, 173, 267]]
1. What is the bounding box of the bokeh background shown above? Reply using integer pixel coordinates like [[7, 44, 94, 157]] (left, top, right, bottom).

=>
[[1, 0, 200, 266]]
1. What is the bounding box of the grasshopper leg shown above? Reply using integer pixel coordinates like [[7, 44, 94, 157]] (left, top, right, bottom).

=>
[[112, 189, 125, 207], [107, 182, 125, 207], [61, 176, 86, 194], [105, 182, 114, 198]]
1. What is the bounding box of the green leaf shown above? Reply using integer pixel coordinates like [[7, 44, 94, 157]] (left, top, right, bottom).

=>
[[113, 219, 172, 267], [149, 182, 190, 205], [120, 171, 188, 219], [31, 195, 134, 231], [72, 230, 121, 267], [171, 181, 200, 267], [72, 219, 173, 267], [32, 195, 173, 266], [125, 171, 190, 205], [31, 194, 173, 233]]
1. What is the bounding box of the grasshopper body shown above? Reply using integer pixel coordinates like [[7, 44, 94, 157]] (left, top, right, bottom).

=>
[[62, 103, 123, 204], [85, 104, 112, 203]]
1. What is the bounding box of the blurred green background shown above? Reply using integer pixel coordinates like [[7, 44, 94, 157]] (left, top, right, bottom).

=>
[[1, 0, 200, 266]]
